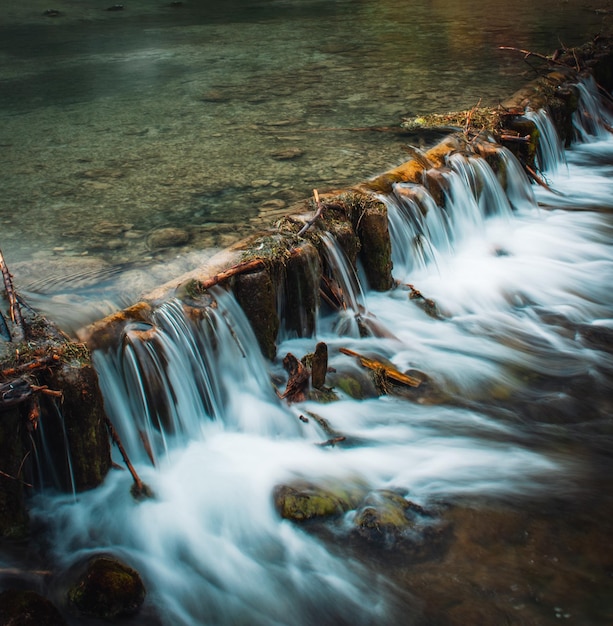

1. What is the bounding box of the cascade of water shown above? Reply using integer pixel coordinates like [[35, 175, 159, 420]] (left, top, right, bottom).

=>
[[385, 182, 452, 276], [572, 75, 613, 142], [525, 108, 568, 173], [94, 291, 299, 465], [495, 145, 537, 210], [318, 232, 368, 337], [29, 403, 77, 497]]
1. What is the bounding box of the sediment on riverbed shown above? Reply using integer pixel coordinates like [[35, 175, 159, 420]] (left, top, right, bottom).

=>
[[1, 34, 612, 534]]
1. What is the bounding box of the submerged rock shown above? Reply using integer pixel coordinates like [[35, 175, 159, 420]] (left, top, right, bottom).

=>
[[67, 555, 146, 620], [274, 480, 365, 522], [0, 589, 67, 625], [350, 490, 451, 559], [147, 227, 190, 250]]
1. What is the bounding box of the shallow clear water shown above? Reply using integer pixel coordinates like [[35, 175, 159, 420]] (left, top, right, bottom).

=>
[[0, 0, 610, 301]]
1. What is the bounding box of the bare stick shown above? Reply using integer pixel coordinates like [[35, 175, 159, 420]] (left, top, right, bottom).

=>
[[191, 258, 266, 293], [0, 248, 25, 341], [298, 189, 324, 237], [104, 417, 153, 500]]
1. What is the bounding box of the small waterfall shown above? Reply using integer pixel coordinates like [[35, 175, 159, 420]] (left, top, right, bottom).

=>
[[386, 182, 452, 276], [318, 232, 368, 337], [94, 290, 299, 465], [525, 108, 567, 173], [572, 75, 613, 142], [386, 147, 522, 281]]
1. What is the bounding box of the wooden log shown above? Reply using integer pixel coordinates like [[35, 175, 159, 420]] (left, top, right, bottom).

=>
[[339, 347, 421, 388]]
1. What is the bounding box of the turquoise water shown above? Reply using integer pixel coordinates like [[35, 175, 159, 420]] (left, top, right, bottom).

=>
[[0, 0, 609, 294]]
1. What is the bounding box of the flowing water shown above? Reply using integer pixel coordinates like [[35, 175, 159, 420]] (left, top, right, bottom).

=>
[[0, 75, 608, 625], [2, 2, 613, 625]]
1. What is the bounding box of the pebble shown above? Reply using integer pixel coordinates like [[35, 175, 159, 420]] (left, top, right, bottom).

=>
[[147, 227, 190, 249]]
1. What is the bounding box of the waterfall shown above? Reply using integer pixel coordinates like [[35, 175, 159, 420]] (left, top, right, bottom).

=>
[[572, 75, 613, 142], [525, 108, 567, 173], [24, 88, 613, 625]]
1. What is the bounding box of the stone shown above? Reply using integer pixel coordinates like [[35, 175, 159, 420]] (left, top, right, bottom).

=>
[[147, 227, 190, 249], [67, 556, 146, 619]]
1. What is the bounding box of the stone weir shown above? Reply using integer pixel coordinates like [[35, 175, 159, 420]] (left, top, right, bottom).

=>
[[1, 35, 613, 535]]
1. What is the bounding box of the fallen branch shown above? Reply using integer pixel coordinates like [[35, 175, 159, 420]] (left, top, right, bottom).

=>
[[191, 258, 267, 293], [315, 436, 346, 447], [525, 164, 565, 196], [0, 248, 25, 342], [281, 353, 310, 403], [0, 468, 33, 488], [0, 354, 60, 379], [498, 46, 575, 70], [298, 189, 324, 237], [339, 347, 421, 387], [104, 417, 153, 500]]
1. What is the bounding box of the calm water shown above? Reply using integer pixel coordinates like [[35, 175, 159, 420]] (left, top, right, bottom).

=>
[[0, 0, 610, 303]]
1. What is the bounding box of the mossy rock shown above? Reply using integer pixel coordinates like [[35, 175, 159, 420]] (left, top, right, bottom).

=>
[[67, 555, 146, 619], [351, 490, 451, 558], [274, 480, 366, 522], [0, 589, 67, 625]]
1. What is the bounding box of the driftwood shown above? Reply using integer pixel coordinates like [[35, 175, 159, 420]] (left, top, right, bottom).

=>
[[281, 353, 310, 403], [339, 347, 421, 388]]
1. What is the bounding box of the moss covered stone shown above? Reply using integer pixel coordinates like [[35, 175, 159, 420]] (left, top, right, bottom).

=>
[[274, 480, 365, 522], [67, 555, 146, 619]]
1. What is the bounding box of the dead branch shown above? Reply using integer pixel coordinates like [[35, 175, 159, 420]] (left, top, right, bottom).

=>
[[281, 353, 310, 403], [498, 46, 575, 70], [0, 248, 25, 342], [104, 417, 153, 500], [0, 354, 60, 379], [0, 468, 33, 488], [525, 164, 565, 196], [339, 347, 421, 387], [298, 189, 324, 237], [186, 258, 266, 294], [315, 436, 346, 447], [500, 134, 531, 143]]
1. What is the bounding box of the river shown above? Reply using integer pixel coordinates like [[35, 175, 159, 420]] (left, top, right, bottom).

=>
[[1, 2, 613, 625]]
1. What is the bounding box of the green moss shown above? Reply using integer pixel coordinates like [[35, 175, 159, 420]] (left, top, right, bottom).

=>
[[68, 556, 146, 620], [274, 481, 366, 521]]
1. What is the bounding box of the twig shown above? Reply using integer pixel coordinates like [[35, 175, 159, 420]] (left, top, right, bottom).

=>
[[525, 164, 565, 196], [298, 189, 324, 237], [1, 354, 60, 379], [0, 468, 33, 488], [498, 46, 574, 70], [104, 417, 154, 500], [315, 436, 346, 447], [195, 258, 267, 292], [0, 248, 25, 342]]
